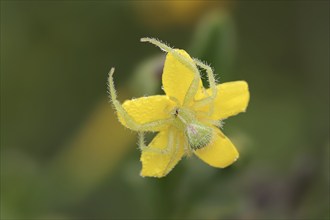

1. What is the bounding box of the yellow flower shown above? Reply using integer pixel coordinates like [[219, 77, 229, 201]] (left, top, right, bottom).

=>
[[108, 38, 249, 178]]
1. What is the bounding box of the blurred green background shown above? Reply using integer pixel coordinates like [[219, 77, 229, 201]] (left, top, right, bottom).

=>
[[1, 1, 329, 219]]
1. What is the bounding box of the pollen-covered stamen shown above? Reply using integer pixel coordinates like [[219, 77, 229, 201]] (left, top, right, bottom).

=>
[[185, 123, 213, 150]]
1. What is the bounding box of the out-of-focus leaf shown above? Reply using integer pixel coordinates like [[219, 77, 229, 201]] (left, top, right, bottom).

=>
[[129, 55, 165, 97], [46, 95, 135, 206], [190, 9, 236, 76], [1, 150, 40, 219]]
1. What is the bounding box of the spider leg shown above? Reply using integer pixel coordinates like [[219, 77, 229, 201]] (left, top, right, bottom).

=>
[[138, 130, 174, 154], [140, 37, 173, 53], [141, 37, 201, 106], [193, 59, 217, 107], [108, 68, 174, 131], [192, 59, 218, 116], [200, 118, 224, 129], [163, 132, 180, 171], [168, 96, 181, 106]]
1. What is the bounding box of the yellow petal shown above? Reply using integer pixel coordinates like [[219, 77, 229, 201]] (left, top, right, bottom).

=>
[[140, 129, 184, 178], [162, 49, 203, 105], [119, 95, 175, 131], [195, 81, 249, 120], [194, 128, 239, 168]]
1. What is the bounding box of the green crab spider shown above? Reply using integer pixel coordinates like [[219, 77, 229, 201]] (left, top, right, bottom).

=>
[[108, 38, 220, 154]]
